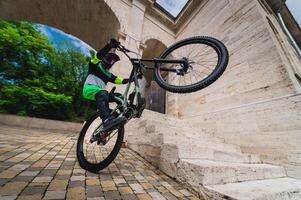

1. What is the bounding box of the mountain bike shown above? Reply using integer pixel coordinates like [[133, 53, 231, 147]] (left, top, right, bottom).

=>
[[76, 36, 229, 173]]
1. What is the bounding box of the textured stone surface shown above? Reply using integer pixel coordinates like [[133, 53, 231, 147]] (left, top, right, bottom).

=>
[[177, 159, 286, 185], [172, 0, 301, 179], [127, 109, 301, 199], [206, 178, 301, 200], [0, 125, 200, 200]]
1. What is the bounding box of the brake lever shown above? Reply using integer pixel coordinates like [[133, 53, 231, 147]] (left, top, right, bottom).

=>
[[109, 87, 116, 95], [118, 45, 130, 53]]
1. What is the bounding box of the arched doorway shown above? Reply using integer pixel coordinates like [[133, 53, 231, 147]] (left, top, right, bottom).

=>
[[141, 39, 167, 114], [0, 0, 121, 49]]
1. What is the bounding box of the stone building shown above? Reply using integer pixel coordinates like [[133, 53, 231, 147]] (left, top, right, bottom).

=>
[[1, 0, 301, 199]]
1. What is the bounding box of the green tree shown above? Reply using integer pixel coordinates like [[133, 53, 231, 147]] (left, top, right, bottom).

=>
[[0, 20, 53, 81], [0, 20, 92, 121]]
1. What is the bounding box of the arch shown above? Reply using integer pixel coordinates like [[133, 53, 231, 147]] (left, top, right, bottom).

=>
[[141, 35, 171, 50], [0, 0, 121, 49], [141, 39, 168, 114]]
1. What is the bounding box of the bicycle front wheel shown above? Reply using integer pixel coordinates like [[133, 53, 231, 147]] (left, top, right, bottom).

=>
[[154, 36, 229, 93], [76, 112, 124, 173]]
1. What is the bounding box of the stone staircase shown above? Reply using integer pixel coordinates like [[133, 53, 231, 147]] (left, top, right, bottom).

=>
[[125, 110, 301, 200]]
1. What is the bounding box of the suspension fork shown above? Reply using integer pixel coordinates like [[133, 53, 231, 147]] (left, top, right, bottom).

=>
[[132, 62, 142, 104]]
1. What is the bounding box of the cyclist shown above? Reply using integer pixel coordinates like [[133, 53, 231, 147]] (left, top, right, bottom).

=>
[[82, 39, 129, 131]]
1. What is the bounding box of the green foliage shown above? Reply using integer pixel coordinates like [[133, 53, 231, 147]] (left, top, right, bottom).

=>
[[0, 84, 72, 120], [0, 20, 93, 121]]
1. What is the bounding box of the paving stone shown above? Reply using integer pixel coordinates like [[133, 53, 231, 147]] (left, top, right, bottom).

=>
[[118, 186, 133, 195], [0, 181, 28, 196], [99, 174, 112, 180], [0, 170, 20, 178], [149, 191, 167, 200], [70, 175, 85, 181], [26, 167, 43, 172], [44, 190, 66, 199], [11, 176, 34, 182], [179, 189, 192, 196], [168, 187, 184, 198], [0, 126, 200, 200], [104, 191, 121, 200], [21, 186, 47, 195], [68, 181, 85, 188], [124, 176, 136, 181], [66, 187, 85, 200], [86, 178, 100, 186], [155, 185, 169, 193], [161, 181, 172, 188], [86, 185, 103, 198], [28, 182, 49, 187], [189, 196, 201, 200], [113, 178, 126, 185], [0, 195, 18, 200], [129, 183, 145, 194], [32, 176, 52, 183], [87, 197, 105, 200], [0, 178, 9, 186], [163, 192, 178, 200], [86, 172, 98, 177], [19, 171, 40, 177], [17, 194, 43, 200], [101, 180, 115, 188], [73, 168, 85, 174], [39, 169, 57, 177], [137, 193, 152, 200], [54, 174, 70, 180], [56, 170, 72, 175], [47, 179, 68, 191], [32, 160, 49, 168], [102, 186, 117, 192], [121, 194, 139, 200], [10, 164, 30, 171], [141, 182, 153, 190]]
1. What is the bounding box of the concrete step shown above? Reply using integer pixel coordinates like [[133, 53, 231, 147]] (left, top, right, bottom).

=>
[[137, 110, 191, 127], [205, 177, 301, 200], [161, 142, 261, 164], [128, 129, 261, 165], [164, 135, 241, 153], [176, 159, 286, 185], [133, 118, 225, 143]]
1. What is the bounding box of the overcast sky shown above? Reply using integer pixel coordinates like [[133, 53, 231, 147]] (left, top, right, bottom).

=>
[[286, 0, 301, 27], [156, 0, 188, 17]]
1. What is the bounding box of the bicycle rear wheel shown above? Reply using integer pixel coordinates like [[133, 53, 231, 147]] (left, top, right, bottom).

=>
[[76, 112, 124, 173], [154, 36, 229, 93]]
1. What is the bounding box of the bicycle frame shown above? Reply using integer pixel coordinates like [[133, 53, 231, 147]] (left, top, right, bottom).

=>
[[110, 46, 188, 120]]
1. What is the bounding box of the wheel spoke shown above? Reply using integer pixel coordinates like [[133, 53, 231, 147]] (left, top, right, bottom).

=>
[[79, 116, 122, 166], [158, 42, 218, 87]]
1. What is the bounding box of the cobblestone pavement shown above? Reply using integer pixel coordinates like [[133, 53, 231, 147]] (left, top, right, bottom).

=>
[[0, 125, 200, 200]]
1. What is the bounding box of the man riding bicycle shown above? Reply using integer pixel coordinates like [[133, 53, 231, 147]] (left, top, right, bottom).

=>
[[83, 39, 132, 131]]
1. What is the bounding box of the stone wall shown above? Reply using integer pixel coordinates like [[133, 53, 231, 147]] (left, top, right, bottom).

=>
[[0, 114, 82, 132], [173, 0, 299, 117], [170, 0, 301, 177]]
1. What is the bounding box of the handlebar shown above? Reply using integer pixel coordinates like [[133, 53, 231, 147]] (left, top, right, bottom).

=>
[[117, 44, 130, 53], [116, 44, 138, 60]]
